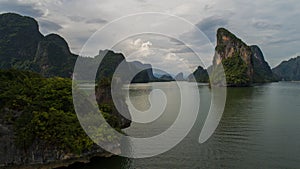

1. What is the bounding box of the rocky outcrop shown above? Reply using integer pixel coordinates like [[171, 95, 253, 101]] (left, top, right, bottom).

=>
[[0, 118, 115, 169], [272, 56, 300, 81], [33, 34, 77, 78], [0, 13, 76, 78], [213, 28, 253, 77], [188, 66, 209, 83], [158, 74, 174, 81], [96, 78, 131, 128], [211, 28, 275, 86], [129, 61, 157, 83], [250, 45, 275, 83], [0, 13, 43, 69], [174, 72, 185, 81]]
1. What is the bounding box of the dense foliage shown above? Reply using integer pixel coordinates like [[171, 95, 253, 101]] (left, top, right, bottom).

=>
[[0, 13, 77, 77], [211, 53, 250, 86], [222, 53, 250, 86], [0, 13, 43, 69], [0, 69, 120, 154]]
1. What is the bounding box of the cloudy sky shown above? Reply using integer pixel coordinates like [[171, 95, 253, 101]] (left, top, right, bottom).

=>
[[0, 0, 299, 75]]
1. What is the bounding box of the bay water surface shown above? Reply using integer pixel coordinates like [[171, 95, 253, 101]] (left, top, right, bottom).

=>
[[66, 82, 300, 169]]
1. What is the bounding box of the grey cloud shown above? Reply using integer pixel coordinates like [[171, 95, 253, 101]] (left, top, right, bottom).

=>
[[86, 18, 108, 24], [76, 36, 90, 44], [196, 16, 229, 42], [39, 20, 63, 32], [267, 37, 300, 45], [69, 15, 86, 22], [169, 38, 184, 45], [0, 0, 44, 17], [252, 20, 281, 30], [134, 0, 148, 3], [68, 15, 107, 25], [171, 47, 194, 54], [204, 4, 213, 11]]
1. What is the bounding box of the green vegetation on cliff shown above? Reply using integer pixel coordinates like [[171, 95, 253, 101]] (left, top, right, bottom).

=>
[[0, 69, 120, 154], [212, 28, 275, 86], [0, 13, 43, 69], [0, 12, 135, 166], [0, 13, 76, 77], [221, 53, 250, 86]]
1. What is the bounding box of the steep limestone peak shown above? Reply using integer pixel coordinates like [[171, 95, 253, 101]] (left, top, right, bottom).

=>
[[216, 28, 247, 47], [250, 45, 265, 61], [212, 28, 275, 86], [214, 28, 251, 66], [0, 13, 43, 69]]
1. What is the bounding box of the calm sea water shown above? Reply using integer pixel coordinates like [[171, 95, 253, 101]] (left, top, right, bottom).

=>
[[64, 82, 300, 169]]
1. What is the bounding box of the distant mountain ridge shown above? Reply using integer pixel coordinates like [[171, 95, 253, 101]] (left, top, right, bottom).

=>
[[0, 12, 156, 83], [1, 13, 282, 86], [272, 56, 300, 81], [188, 66, 208, 83], [175, 72, 185, 81]]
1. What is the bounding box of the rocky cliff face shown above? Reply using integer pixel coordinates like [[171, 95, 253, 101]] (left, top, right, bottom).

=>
[[272, 56, 300, 81], [0, 13, 43, 69], [250, 45, 275, 83], [212, 28, 275, 86], [0, 13, 77, 78], [33, 34, 77, 78], [214, 28, 253, 79]]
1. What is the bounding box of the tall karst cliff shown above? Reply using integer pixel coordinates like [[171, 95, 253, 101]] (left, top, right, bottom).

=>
[[0, 13, 43, 69], [211, 28, 275, 86]]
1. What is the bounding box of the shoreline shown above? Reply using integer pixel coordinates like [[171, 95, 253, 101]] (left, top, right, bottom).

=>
[[0, 145, 121, 169]]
